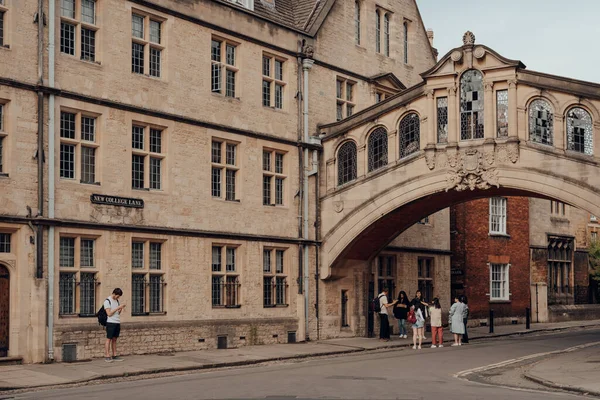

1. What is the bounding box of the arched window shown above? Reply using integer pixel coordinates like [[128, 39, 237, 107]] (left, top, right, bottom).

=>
[[337, 142, 357, 186], [567, 107, 593, 155], [368, 127, 388, 172], [354, 1, 361, 45], [383, 14, 390, 57], [460, 70, 484, 140], [399, 113, 420, 158], [529, 99, 553, 146]]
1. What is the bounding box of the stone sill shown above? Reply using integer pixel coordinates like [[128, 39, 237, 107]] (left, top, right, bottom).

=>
[[489, 300, 511, 304], [263, 304, 289, 308], [489, 233, 511, 239]]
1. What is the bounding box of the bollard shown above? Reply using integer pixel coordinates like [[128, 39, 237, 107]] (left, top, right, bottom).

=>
[[526, 307, 531, 330], [489, 309, 494, 334]]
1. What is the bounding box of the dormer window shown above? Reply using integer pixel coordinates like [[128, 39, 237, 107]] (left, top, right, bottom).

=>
[[227, 0, 254, 11]]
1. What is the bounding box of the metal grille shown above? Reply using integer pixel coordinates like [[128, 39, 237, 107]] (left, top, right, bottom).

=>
[[354, 1, 360, 44], [132, 274, 146, 315], [496, 90, 509, 137], [263, 151, 271, 171], [212, 276, 223, 305], [226, 44, 235, 65], [211, 167, 221, 197], [337, 142, 357, 186], [275, 277, 286, 305], [399, 113, 420, 158], [81, 116, 95, 142], [132, 125, 144, 149], [275, 153, 283, 173], [383, 13, 390, 57], [0, 233, 10, 253], [275, 177, 284, 205], [81, 28, 95, 62], [59, 273, 76, 315], [212, 276, 240, 306], [150, 48, 161, 78], [150, 242, 161, 270], [149, 128, 162, 153], [276, 250, 284, 273], [275, 84, 283, 109], [225, 143, 236, 165], [131, 14, 144, 39], [149, 275, 165, 313], [80, 239, 94, 267], [81, 0, 96, 24], [262, 81, 271, 107], [61, 0, 75, 18], [131, 242, 144, 268], [547, 237, 573, 305], [226, 70, 235, 97], [529, 99, 553, 145], [131, 154, 145, 189], [80, 146, 95, 183], [212, 246, 222, 272], [341, 290, 349, 327], [460, 70, 484, 140], [226, 248, 236, 272], [132, 42, 144, 74], [60, 112, 76, 139], [212, 141, 221, 163], [489, 197, 507, 234], [225, 169, 236, 201], [567, 107, 593, 155], [263, 176, 271, 205], [60, 144, 75, 179], [59, 237, 75, 267], [437, 97, 448, 143], [79, 272, 96, 316], [60, 22, 75, 55], [367, 127, 388, 172], [263, 277, 273, 306], [150, 20, 161, 43], [262, 56, 270, 76], [150, 157, 161, 189]]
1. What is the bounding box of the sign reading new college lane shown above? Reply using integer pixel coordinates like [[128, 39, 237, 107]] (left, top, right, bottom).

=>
[[90, 194, 144, 209]]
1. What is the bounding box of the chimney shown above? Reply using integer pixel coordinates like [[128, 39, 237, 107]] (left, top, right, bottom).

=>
[[426, 29, 434, 47]]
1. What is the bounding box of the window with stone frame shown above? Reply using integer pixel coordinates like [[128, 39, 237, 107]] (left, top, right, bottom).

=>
[[211, 245, 240, 307], [548, 237, 573, 301], [262, 149, 286, 206], [437, 97, 448, 144], [528, 99, 554, 145], [377, 255, 395, 299], [263, 248, 287, 307], [262, 54, 286, 109], [460, 70, 484, 140], [418, 258, 433, 301], [58, 236, 100, 317], [367, 127, 388, 172], [354, 1, 360, 45], [211, 139, 238, 201], [375, 10, 381, 53], [383, 13, 390, 57], [489, 263, 509, 301], [59, 110, 99, 184], [60, 0, 98, 62], [496, 90, 508, 138], [550, 200, 566, 217], [489, 197, 507, 235], [0, 233, 10, 253], [131, 11, 165, 77], [0, 0, 7, 47], [566, 107, 593, 155], [403, 20, 409, 64], [0, 102, 6, 174], [399, 113, 420, 158], [131, 124, 165, 190], [131, 239, 166, 315], [336, 78, 355, 121], [211, 37, 238, 97], [337, 141, 357, 186], [225, 0, 254, 10]]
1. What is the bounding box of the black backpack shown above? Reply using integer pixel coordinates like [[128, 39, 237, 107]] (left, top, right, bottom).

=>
[[372, 295, 383, 313], [96, 298, 116, 327]]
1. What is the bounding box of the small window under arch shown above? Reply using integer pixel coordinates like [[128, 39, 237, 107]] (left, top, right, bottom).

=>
[[337, 142, 357, 186]]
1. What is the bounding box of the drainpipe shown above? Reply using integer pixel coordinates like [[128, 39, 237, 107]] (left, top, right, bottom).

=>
[[296, 47, 304, 296], [302, 58, 314, 341], [35, 0, 44, 280], [47, 0, 56, 361], [313, 150, 320, 340]]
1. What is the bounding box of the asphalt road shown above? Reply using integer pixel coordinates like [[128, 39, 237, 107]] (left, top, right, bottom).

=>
[[9, 328, 600, 400]]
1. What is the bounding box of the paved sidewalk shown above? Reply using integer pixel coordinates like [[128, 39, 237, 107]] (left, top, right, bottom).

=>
[[0, 319, 598, 391], [525, 343, 600, 396]]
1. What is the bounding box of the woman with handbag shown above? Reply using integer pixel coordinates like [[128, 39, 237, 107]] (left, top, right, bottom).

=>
[[409, 305, 425, 349]]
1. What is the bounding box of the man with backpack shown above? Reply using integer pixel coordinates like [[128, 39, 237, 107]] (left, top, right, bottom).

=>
[[374, 287, 393, 341], [102, 288, 126, 362]]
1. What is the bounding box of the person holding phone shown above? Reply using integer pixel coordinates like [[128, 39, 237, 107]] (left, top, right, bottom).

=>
[[104, 288, 126, 362]]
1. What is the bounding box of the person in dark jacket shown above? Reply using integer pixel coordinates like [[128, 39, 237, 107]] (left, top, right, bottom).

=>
[[411, 290, 429, 340], [392, 291, 410, 338], [460, 295, 469, 344]]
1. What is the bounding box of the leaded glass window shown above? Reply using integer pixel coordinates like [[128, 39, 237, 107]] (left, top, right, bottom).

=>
[[529, 99, 553, 145], [337, 142, 357, 186], [496, 90, 508, 138], [460, 70, 484, 140], [437, 97, 448, 144], [354, 1, 360, 45], [399, 113, 420, 158], [367, 127, 388, 172], [375, 11, 381, 53], [567, 107, 593, 155]]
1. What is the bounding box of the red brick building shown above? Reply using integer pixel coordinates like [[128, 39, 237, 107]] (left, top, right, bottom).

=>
[[451, 197, 531, 322]]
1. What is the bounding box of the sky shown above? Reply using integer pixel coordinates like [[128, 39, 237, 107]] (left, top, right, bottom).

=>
[[416, 0, 600, 83]]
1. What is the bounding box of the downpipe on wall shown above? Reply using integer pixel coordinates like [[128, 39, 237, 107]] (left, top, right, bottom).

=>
[[35, 0, 44, 280], [47, 0, 56, 362]]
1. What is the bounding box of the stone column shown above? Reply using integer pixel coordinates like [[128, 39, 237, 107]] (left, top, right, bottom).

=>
[[508, 80, 518, 138], [357, 144, 366, 178], [426, 89, 435, 146], [484, 81, 494, 140], [447, 85, 458, 145], [388, 130, 398, 161], [554, 115, 565, 151]]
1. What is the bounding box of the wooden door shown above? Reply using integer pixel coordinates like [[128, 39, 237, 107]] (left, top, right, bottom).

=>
[[0, 265, 9, 357]]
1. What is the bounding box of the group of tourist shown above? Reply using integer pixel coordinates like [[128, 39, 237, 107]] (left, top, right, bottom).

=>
[[376, 288, 469, 349]]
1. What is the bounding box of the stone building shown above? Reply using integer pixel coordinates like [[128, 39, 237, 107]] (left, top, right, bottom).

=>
[[0, 0, 440, 363]]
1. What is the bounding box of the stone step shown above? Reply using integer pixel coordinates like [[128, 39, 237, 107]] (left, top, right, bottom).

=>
[[0, 356, 23, 366]]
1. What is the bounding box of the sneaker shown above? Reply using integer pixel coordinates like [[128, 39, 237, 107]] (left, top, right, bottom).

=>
[[421, 337, 427, 340], [404, 335, 408, 339], [438, 344, 444, 347], [412, 345, 417, 350], [418, 345, 422, 350], [112, 356, 124, 362], [104, 357, 113, 363], [431, 345, 437, 348], [451, 343, 459, 347], [459, 343, 462, 346]]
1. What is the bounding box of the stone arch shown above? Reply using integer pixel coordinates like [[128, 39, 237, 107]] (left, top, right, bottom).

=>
[[321, 167, 600, 278], [358, 122, 391, 148], [523, 90, 561, 113], [560, 100, 600, 122]]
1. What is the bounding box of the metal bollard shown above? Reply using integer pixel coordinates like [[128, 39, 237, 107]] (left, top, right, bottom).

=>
[[526, 307, 531, 330], [489, 309, 494, 334]]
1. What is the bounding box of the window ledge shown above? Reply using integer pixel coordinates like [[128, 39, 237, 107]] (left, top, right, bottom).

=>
[[149, 312, 167, 316], [264, 304, 289, 308], [132, 72, 167, 83], [489, 233, 510, 238], [0, 173, 9, 178], [489, 300, 511, 304], [78, 314, 96, 318], [81, 181, 101, 186], [211, 92, 242, 102], [0, 44, 11, 51], [132, 187, 150, 192], [58, 314, 80, 319], [212, 305, 242, 309], [132, 313, 150, 316]]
